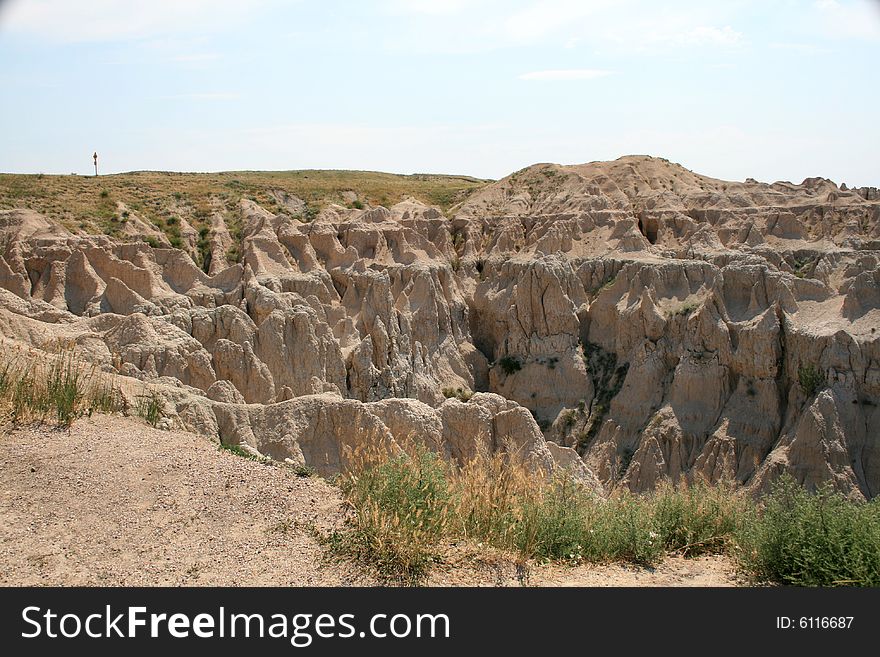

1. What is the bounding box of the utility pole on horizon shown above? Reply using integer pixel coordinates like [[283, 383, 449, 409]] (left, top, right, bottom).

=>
[[93, 152, 98, 176]]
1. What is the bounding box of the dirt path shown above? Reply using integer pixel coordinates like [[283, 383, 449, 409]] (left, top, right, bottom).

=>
[[0, 415, 741, 587], [427, 547, 741, 587]]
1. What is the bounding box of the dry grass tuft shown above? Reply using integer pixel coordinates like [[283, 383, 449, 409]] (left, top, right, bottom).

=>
[[323, 441, 752, 584]]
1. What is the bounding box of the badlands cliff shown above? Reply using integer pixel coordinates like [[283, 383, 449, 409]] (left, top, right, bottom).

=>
[[1, 156, 878, 499]]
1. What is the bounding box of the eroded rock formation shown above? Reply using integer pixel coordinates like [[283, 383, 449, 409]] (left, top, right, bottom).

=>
[[2, 156, 878, 498]]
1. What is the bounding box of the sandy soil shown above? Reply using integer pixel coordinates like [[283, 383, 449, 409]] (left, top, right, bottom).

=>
[[0, 415, 366, 586], [428, 547, 741, 587], [0, 415, 741, 587]]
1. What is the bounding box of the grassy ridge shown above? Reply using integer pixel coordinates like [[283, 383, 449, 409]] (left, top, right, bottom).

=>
[[326, 443, 880, 586], [0, 169, 489, 245]]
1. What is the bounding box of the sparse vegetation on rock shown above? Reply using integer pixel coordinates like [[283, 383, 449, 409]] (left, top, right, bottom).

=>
[[798, 364, 825, 397], [499, 356, 522, 376]]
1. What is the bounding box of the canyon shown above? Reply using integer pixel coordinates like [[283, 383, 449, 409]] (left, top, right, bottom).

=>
[[2, 155, 878, 499]]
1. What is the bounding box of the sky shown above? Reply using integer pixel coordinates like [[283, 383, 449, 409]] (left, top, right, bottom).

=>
[[0, 0, 878, 185]]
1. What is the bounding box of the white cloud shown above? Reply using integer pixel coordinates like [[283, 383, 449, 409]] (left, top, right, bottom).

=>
[[518, 69, 612, 80], [0, 0, 282, 42]]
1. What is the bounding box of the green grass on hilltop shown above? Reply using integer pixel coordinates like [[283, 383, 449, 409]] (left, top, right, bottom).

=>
[[0, 169, 489, 248]]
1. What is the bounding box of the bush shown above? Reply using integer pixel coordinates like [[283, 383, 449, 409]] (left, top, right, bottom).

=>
[[442, 386, 472, 401], [513, 478, 593, 562], [798, 364, 825, 397], [651, 480, 748, 557], [326, 440, 751, 581], [302, 203, 320, 222], [736, 476, 880, 586], [499, 356, 521, 376], [220, 443, 258, 459], [327, 444, 451, 584], [667, 301, 697, 318], [559, 409, 578, 429], [580, 493, 665, 566]]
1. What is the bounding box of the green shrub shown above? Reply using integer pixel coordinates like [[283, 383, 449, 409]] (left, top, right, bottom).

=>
[[499, 356, 521, 376], [667, 301, 697, 318], [301, 203, 319, 222], [580, 493, 665, 566], [798, 364, 825, 397], [136, 390, 163, 427], [219, 442, 273, 463], [736, 476, 880, 586], [579, 341, 628, 453], [651, 480, 748, 557], [442, 387, 472, 402], [558, 409, 578, 430], [513, 478, 592, 562], [292, 464, 316, 477], [327, 444, 451, 584]]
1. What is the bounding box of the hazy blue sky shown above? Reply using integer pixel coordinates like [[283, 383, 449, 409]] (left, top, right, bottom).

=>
[[1, 0, 878, 185]]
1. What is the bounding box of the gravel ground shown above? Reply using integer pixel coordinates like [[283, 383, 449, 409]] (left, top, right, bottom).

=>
[[0, 414, 369, 586], [0, 415, 741, 587]]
